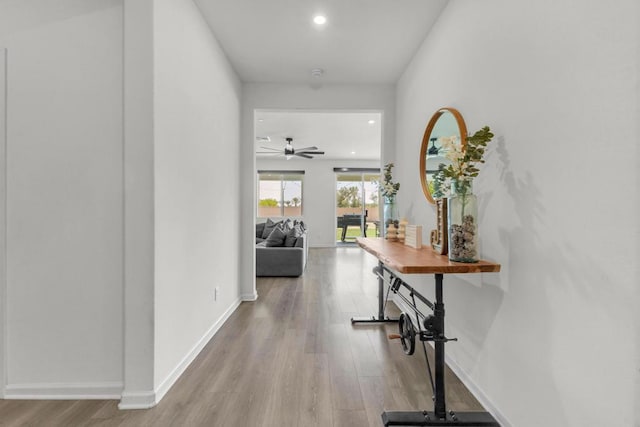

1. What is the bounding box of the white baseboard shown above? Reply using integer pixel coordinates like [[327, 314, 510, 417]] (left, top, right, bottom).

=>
[[392, 295, 510, 426], [2, 299, 245, 409], [4, 382, 122, 400], [152, 297, 243, 405], [442, 353, 511, 427], [241, 291, 258, 301], [118, 390, 156, 409]]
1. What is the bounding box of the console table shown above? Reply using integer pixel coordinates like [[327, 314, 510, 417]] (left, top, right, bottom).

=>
[[353, 237, 501, 426]]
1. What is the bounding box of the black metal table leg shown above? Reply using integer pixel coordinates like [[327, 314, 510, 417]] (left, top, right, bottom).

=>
[[351, 261, 399, 324], [433, 273, 446, 419], [381, 273, 499, 426], [382, 410, 499, 426]]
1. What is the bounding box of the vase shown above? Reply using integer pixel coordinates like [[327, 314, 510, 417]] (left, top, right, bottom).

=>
[[383, 197, 399, 240], [447, 181, 478, 262]]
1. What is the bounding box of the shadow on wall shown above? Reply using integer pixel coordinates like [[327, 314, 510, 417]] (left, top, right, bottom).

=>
[[479, 135, 635, 425], [404, 200, 416, 225], [496, 135, 570, 424]]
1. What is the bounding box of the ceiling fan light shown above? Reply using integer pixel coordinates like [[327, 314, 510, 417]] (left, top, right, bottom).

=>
[[284, 137, 294, 155]]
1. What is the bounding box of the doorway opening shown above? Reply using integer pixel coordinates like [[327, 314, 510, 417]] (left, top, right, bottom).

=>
[[254, 110, 382, 249]]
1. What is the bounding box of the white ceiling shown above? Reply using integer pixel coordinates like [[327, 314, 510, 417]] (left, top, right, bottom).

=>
[[195, 0, 448, 160], [194, 0, 448, 84], [255, 111, 381, 161]]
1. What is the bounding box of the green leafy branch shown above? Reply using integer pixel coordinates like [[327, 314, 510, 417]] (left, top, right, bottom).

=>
[[380, 162, 400, 199], [435, 126, 494, 197]]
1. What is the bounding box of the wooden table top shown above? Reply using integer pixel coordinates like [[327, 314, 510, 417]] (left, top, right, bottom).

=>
[[356, 237, 501, 275]]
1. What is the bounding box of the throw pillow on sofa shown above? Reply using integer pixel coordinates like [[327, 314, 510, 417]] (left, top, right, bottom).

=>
[[293, 219, 306, 231], [265, 225, 288, 247], [261, 218, 281, 239], [256, 222, 266, 238], [284, 224, 303, 247]]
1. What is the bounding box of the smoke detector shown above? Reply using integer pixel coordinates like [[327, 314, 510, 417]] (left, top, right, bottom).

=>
[[310, 68, 324, 78]]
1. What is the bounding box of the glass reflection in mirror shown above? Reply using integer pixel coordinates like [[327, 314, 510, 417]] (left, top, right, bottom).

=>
[[419, 107, 467, 204]]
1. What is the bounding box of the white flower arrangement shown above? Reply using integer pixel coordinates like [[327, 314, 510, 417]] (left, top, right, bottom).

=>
[[379, 162, 400, 200]]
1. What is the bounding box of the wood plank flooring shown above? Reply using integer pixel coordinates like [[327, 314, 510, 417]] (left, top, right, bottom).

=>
[[0, 247, 484, 426]]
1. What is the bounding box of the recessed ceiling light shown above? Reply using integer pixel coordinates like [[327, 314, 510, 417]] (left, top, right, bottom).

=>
[[368, 120, 376, 125], [313, 15, 327, 25], [351, 151, 356, 155], [258, 119, 264, 122]]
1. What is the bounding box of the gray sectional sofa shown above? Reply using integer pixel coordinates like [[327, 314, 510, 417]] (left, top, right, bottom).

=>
[[256, 218, 308, 277]]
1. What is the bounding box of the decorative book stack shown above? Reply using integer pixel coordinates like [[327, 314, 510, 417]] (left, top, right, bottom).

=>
[[404, 225, 423, 249]]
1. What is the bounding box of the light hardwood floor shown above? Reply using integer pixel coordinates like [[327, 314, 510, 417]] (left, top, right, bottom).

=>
[[0, 248, 483, 426]]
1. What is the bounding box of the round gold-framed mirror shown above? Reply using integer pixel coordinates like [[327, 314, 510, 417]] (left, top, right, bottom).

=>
[[419, 107, 468, 204]]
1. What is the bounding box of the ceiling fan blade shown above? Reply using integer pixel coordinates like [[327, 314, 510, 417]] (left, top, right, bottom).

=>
[[298, 150, 324, 155], [294, 146, 318, 151], [295, 153, 313, 159], [259, 146, 282, 151]]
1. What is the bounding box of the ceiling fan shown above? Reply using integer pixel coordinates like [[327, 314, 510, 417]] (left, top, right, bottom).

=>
[[257, 137, 325, 160]]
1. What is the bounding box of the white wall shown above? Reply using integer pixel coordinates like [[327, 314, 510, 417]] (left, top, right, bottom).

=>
[[0, 0, 124, 397], [395, 0, 639, 425], [241, 84, 396, 298], [153, 0, 242, 399], [256, 158, 380, 247], [0, 48, 7, 397], [0, 0, 244, 406], [121, 0, 156, 408]]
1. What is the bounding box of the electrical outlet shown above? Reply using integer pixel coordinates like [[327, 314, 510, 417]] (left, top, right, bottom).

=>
[[214, 286, 220, 301]]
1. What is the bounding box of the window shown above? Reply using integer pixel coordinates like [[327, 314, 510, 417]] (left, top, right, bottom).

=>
[[257, 171, 304, 217]]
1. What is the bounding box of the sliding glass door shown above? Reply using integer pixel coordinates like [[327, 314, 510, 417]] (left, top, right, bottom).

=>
[[335, 171, 380, 244]]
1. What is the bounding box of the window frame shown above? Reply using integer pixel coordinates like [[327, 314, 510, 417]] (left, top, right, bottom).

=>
[[257, 170, 305, 218]]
